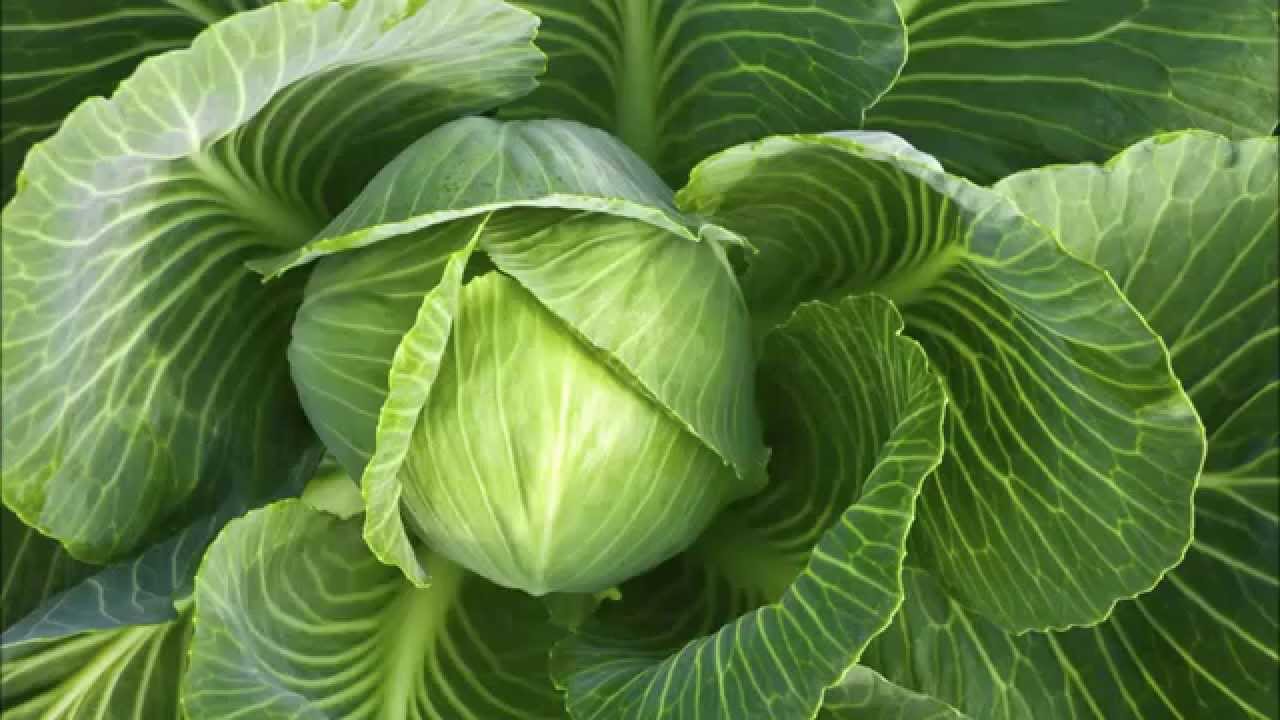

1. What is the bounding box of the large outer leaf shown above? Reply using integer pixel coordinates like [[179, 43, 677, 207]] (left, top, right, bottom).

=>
[[0, 0, 272, 201], [556, 295, 946, 719], [1, 0, 543, 562], [868, 0, 1279, 182], [679, 132, 1203, 632], [863, 132, 1278, 719], [184, 500, 565, 719], [501, 0, 906, 182]]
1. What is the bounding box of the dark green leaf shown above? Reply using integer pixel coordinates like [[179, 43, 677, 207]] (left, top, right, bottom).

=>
[[868, 0, 1279, 182], [502, 0, 906, 182], [1, 508, 95, 631]]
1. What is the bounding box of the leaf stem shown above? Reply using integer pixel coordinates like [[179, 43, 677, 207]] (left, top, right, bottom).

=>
[[616, 0, 659, 167]]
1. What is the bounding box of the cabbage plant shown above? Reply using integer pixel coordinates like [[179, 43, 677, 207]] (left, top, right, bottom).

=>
[[0, 1, 1275, 718]]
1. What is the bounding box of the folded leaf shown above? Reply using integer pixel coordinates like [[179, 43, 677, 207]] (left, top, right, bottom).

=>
[[184, 500, 566, 719], [254, 117, 705, 278], [869, 0, 1279, 182], [1, 0, 542, 562], [820, 666, 969, 720], [502, 0, 906, 182], [680, 132, 1203, 631], [556, 295, 946, 719]]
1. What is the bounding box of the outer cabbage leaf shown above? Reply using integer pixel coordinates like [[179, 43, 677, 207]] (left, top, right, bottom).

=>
[[1, 0, 543, 562], [0, 0, 273, 200], [679, 132, 1203, 632], [869, 0, 1279, 182], [860, 133, 1280, 717], [554, 295, 946, 719], [861, 131, 1277, 720], [184, 500, 566, 719], [501, 0, 906, 182]]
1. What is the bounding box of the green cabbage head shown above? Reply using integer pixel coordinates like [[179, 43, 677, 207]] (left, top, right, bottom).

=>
[[285, 118, 769, 595]]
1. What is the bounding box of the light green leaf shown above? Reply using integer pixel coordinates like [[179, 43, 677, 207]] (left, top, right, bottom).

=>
[[859, 131, 1280, 720], [1, 508, 95, 631], [0, 0, 272, 200], [254, 117, 706, 279], [556, 295, 946, 719], [820, 666, 969, 720], [300, 456, 363, 520], [359, 226, 478, 587], [502, 0, 907, 181], [1, 0, 543, 562], [868, 0, 1279, 182], [184, 500, 566, 719], [680, 132, 1203, 631], [398, 269, 746, 595], [482, 210, 767, 493], [289, 215, 483, 501]]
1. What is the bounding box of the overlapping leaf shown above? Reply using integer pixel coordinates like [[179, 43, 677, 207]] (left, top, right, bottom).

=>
[[680, 132, 1203, 632], [861, 131, 1277, 720], [358, 227, 478, 587], [869, 0, 1279, 182], [1, 508, 94, 631], [1, 0, 543, 562], [0, 0, 273, 200], [184, 500, 566, 719], [555, 295, 946, 719], [819, 667, 968, 720], [253, 116, 712, 279], [502, 0, 906, 182]]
